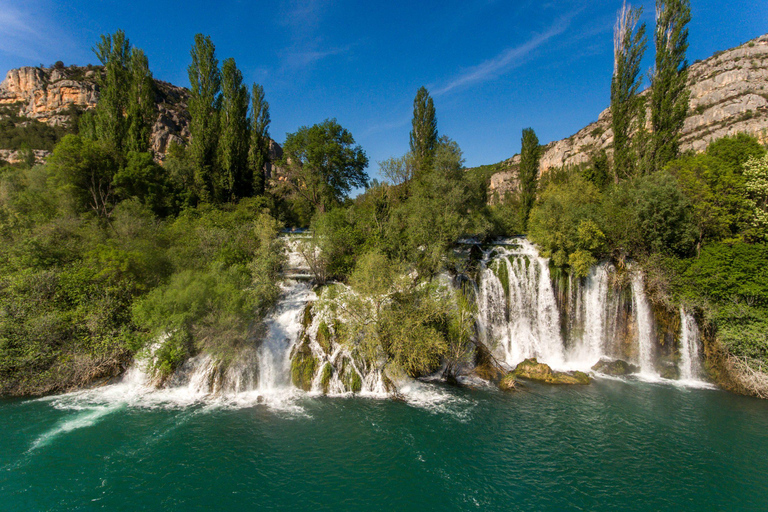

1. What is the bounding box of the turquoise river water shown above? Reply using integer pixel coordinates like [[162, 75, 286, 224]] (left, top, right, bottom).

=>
[[2, 378, 768, 511]]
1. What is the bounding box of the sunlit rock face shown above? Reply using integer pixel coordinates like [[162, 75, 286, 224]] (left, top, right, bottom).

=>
[[489, 34, 768, 200]]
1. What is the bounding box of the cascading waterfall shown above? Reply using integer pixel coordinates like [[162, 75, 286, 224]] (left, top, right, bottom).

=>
[[478, 240, 565, 368], [630, 272, 656, 375], [679, 307, 703, 381], [566, 263, 615, 367], [474, 239, 693, 381]]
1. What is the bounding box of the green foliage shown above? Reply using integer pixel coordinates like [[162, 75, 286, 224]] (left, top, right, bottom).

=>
[[93, 30, 132, 151], [47, 134, 120, 218], [528, 173, 602, 266], [277, 119, 369, 215], [409, 86, 438, 176], [611, 4, 647, 179], [113, 152, 172, 215], [630, 171, 697, 257], [125, 49, 156, 153], [582, 150, 611, 190], [681, 243, 768, 307], [743, 153, 768, 240], [219, 58, 250, 202], [0, 113, 71, 151], [667, 134, 765, 246], [519, 128, 540, 229], [650, 0, 691, 171], [248, 84, 270, 195], [188, 34, 222, 203]]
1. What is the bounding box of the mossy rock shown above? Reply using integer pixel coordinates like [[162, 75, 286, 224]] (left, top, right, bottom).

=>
[[499, 373, 518, 391], [290, 346, 317, 391], [591, 358, 639, 376], [316, 321, 333, 355], [513, 358, 591, 385], [320, 363, 332, 394], [301, 303, 314, 329]]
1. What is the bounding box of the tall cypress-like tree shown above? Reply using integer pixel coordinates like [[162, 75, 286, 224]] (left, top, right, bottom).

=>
[[188, 34, 221, 203], [650, 0, 691, 172], [125, 48, 156, 154], [611, 2, 647, 181], [93, 30, 131, 151], [219, 58, 250, 201], [409, 86, 437, 178], [519, 127, 540, 230], [248, 83, 271, 195]]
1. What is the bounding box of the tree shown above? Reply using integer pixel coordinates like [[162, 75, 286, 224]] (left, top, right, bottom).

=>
[[278, 119, 369, 215], [519, 127, 540, 229], [650, 0, 691, 172], [409, 86, 437, 177], [47, 134, 119, 218], [125, 48, 156, 154], [93, 30, 131, 151], [744, 153, 768, 241], [187, 34, 221, 203], [219, 58, 250, 202], [611, 2, 647, 180], [379, 153, 416, 186], [248, 83, 271, 196]]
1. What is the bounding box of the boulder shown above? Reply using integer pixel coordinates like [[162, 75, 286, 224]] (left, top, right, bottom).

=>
[[591, 358, 640, 376], [513, 358, 591, 385]]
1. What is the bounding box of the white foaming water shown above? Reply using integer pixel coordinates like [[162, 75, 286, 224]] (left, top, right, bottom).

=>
[[478, 240, 565, 368], [40, 281, 317, 415], [566, 263, 613, 368], [679, 306, 704, 382], [631, 272, 657, 376]]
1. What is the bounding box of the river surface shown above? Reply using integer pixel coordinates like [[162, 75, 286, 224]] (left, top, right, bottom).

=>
[[2, 379, 768, 511]]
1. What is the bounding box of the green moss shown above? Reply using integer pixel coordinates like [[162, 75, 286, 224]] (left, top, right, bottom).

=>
[[301, 304, 314, 329], [320, 363, 332, 394], [350, 371, 362, 393], [317, 321, 333, 354], [290, 347, 317, 391], [492, 259, 510, 301]]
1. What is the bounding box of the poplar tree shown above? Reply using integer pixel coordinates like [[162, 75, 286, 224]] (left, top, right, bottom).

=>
[[650, 0, 691, 172], [219, 58, 250, 201], [188, 34, 221, 203], [409, 86, 437, 177], [93, 30, 131, 151], [125, 48, 156, 154], [248, 83, 271, 195], [611, 2, 647, 181], [519, 127, 540, 229]]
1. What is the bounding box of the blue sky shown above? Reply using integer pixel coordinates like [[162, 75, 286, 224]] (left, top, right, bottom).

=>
[[0, 0, 766, 180]]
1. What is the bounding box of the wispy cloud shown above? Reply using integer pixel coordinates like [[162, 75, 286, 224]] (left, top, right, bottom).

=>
[[0, 2, 49, 60], [434, 11, 579, 95], [276, 0, 348, 71], [283, 46, 350, 68]]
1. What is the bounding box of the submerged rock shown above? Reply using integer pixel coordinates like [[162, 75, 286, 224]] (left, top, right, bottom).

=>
[[512, 358, 591, 385], [591, 358, 640, 376]]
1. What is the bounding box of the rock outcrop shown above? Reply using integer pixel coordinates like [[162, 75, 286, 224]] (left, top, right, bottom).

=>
[[0, 64, 190, 159], [489, 34, 768, 200], [512, 358, 591, 385]]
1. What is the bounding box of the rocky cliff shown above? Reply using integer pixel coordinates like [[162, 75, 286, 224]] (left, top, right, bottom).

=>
[[0, 64, 190, 161], [490, 34, 768, 199]]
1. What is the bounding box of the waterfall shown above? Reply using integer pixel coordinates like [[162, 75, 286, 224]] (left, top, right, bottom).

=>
[[566, 263, 613, 366], [477, 239, 565, 368], [257, 281, 315, 391], [679, 307, 703, 381], [630, 273, 656, 376]]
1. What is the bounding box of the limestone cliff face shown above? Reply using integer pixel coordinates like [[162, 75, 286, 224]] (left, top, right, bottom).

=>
[[0, 64, 190, 158], [489, 34, 768, 199]]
